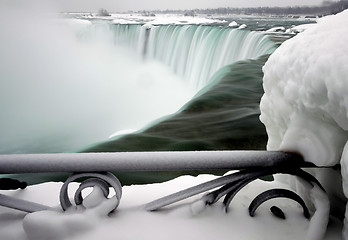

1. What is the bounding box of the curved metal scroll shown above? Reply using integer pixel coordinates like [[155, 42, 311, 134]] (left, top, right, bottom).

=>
[[249, 188, 310, 219], [213, 167, 323, 212], [59, 172, 122, 212], [145, 167, 325, 221]]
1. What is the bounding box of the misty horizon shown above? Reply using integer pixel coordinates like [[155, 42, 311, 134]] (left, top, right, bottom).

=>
[[69, 1, 330, 13], [1, 0, 337, 13]]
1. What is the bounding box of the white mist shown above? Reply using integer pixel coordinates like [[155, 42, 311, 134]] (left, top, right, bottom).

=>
[[0, 5, 193, 153]]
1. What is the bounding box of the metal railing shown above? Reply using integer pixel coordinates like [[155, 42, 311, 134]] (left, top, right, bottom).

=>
[[0, 151, 323, 221]]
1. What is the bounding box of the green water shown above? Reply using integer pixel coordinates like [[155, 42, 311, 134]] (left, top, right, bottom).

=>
[[71, 55, 268, 185], [83, 55, 269, 153]]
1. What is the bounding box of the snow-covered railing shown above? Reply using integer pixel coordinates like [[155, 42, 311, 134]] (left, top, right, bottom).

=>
[[0, 151, 310, 173], [0, 151, 324, 221]]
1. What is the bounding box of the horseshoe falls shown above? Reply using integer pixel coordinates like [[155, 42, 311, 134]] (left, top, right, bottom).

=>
[[0, 11, 284, 154], [80, 21, 278, 153], [87, 23, 277, 90]]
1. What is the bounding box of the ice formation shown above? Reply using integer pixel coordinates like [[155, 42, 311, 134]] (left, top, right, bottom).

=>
[[238, 24, 247, 29], [111, 14, 227, 25], [266, 26, 286, 32], [260, 9, 348, 237], [228, 21, 238, 27], [260, 10, 348, 166]]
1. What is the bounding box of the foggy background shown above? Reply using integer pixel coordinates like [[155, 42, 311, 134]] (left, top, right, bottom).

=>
[[1, 0, 334, 12], [0, 3, 192, 153]]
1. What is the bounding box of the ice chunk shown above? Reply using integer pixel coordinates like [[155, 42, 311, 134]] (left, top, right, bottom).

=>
[[228, 21, 238, 27], [266, 26, 286, 33], [238, 24, 247, 29]]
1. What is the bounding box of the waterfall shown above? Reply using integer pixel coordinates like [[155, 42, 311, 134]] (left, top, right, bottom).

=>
[[102, 24, 278, 90], [0, 16, 278, 154]]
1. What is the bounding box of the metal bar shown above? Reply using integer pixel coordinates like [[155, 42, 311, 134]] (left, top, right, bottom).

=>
[[0, 193, 53, 213], [0, 151, 307, 174], [144, 170, 258, 211]]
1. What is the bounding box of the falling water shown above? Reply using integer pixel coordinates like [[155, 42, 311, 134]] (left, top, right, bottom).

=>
[[0, 6, 278, 154], [82, 23, 277, 90]]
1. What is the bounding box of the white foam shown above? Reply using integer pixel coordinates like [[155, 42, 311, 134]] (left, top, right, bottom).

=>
[[109, 129, 137, 139]]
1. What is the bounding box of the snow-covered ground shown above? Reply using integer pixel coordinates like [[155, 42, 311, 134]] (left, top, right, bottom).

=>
[[0, 174, 342, 240]]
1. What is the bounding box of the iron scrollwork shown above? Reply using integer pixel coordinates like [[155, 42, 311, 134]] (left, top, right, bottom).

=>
[[0, 151, 327, 223], [145, 167, 325, 221]]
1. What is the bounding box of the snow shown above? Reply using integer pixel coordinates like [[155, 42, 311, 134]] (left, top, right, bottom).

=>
[[266, 26, 286, 33], [306, 185, 330, 240], [109, 14, 227, 25], [289, 23, 317, 33], [146, 16, 227, 25], [0, 174, 341, 240], [238, 24, 247, 29], [228, 21, 238, 27], [112, 18, 140, 25], [260, 9, 348, 238]]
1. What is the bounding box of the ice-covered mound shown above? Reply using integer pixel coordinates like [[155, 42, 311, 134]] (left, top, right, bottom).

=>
[[260, 9, 348, 238], [260, 10, 348, 167]]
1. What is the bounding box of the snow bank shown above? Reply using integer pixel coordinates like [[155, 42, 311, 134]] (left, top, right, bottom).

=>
[[289, 23, 317, 33], [260, 9, 348, 238], [23, 187, 118, 240]]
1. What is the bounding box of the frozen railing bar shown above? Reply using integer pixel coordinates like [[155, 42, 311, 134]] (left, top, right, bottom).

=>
[[0, 151, 308, 174], [0, 151, 324, 217], [0, 193, 53, 213]]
